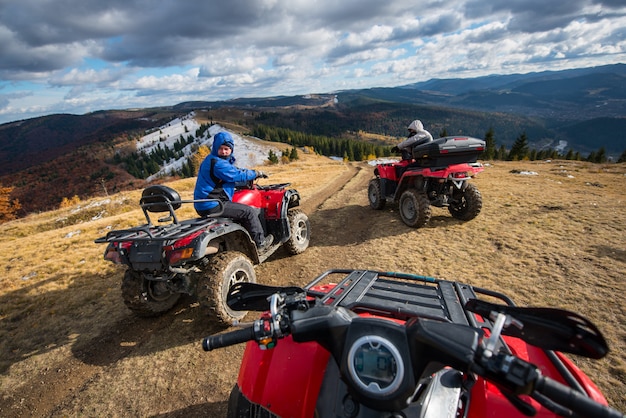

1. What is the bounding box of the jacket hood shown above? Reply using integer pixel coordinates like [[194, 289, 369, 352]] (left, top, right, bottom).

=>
[[210, 131, 236, 162], [407, 120, 424, 132]]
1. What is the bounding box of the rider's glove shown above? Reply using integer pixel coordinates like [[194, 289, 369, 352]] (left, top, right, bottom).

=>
[[391, 146, 400, 153], [255, 171, 269, 179]]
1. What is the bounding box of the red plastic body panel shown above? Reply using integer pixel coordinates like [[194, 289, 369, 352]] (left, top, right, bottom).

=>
[[402, 162, 485, 179], [376, 160, 484, 182], [238, 331, 607, 418], [232, 188, 263, 208], [237, 283, 608, 417], [467, 335, 607, 418], [232, 186, 285, 219], [237, 338, 331, 417]]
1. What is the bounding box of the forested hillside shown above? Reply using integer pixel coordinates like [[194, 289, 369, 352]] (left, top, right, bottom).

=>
[[1, 64, 625, 220]]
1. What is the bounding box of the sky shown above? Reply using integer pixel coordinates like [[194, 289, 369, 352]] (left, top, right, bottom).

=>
[[0, 0, 625, 125]]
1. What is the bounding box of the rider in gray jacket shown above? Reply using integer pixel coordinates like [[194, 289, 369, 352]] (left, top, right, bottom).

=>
[[394, 120, 433, 160]]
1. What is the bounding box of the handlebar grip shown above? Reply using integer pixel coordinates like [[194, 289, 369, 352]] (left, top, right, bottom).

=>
[[535, 376, 624, 418], [202, 326, 256, 351]]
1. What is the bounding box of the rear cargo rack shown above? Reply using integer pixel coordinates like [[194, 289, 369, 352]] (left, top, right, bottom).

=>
[[94, 196, 227, 243], [94, 216, 225, 243]]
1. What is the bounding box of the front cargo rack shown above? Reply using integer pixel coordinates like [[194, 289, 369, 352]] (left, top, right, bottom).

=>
[[303, 269, 587, 393], [304, 269, 515, 329]]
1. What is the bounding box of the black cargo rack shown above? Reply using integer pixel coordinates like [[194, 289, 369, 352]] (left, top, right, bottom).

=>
[[304, 269, 589, 394], [94, 194, 226, 243], [304, 269, 515, 328], [94, 216, 224, 243]]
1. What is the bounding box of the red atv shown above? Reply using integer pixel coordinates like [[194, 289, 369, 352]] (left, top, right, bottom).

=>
[[95, 179, 310, 325], [203, 269, 622, 418], [369, 136, 485, 228]]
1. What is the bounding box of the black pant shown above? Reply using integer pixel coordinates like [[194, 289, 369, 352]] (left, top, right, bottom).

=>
[[199, 201, 265, 245]]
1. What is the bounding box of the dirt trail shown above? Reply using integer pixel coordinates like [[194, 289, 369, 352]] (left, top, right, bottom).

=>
[[0, 163, 365, 418]]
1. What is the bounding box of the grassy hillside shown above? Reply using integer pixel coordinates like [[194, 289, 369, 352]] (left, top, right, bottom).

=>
[[0, 150, 624, 416]]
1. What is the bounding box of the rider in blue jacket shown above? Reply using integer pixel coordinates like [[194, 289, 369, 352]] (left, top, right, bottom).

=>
[[194, 131, 273, 250]]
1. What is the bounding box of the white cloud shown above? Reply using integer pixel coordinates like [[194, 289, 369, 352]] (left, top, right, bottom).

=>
[[0, 0, 624, 123]]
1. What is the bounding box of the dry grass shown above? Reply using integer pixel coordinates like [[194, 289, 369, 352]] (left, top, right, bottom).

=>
[[0, 152, 624, 417]]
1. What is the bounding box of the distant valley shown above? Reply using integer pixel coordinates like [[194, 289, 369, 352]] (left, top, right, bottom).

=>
[[0, 63, 625, 216]]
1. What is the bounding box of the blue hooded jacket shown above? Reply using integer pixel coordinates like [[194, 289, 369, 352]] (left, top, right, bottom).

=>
[[194, 131, 258, 212]]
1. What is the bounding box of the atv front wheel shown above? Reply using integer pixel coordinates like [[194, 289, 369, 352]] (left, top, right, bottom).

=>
[[197, 251, 256, 325], [285, 209, 311, 255], [399, 189, 431, 228], [368, 179, 386, 210], [121, 269, 181, 317], [448, 183, 482, 221]]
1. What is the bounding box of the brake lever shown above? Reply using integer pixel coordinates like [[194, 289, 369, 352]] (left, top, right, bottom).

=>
[[465, 299, 608, 359], [482, 312, 523, 357]]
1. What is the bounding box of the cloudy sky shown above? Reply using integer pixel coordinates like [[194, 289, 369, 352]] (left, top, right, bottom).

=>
[[0, 0, 625, 125]]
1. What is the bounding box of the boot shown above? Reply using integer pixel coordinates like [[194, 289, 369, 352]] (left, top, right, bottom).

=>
[[257, 234, 274, 251]]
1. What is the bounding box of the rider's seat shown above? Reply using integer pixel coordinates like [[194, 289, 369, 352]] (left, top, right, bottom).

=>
[[140, 185, 182, 212]]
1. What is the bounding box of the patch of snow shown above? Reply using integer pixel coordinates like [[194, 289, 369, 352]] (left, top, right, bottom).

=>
[[510, 170, 538, 176], [136, 112, 283, 183], [368, 158, 400, 165]]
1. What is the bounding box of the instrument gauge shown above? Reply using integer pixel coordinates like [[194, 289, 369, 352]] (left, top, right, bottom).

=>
[[346, 335, 404, 396]]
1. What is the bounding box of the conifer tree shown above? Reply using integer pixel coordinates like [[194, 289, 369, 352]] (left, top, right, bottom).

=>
[[268, 150, 279, 164], [483, 127, 496, 160], [508, 132, 529, 161]]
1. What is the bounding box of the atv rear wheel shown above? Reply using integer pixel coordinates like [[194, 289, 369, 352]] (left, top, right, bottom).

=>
[[448, 183, 482, 221], [285, 209, 310, 255], [399, 189, 431, 228], [121, 269, 181, 317], [368, 179, 386, 210], [197, 251, 256, 325]]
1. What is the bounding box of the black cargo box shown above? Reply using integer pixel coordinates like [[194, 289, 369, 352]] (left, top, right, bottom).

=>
[[411, 136, 485, 167]]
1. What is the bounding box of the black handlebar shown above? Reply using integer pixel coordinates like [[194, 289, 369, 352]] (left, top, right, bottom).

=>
[[535, 376, 624, 418], [202, 326, 256, 351], [202, 294, 625, 418]]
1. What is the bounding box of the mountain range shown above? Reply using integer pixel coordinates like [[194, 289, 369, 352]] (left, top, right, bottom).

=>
[[1, 63, 625, 215]]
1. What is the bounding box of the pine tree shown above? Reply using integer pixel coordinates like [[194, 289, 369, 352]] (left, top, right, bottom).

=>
[[268, 150, 279, 164], [508, 132, 529, 161], [483, 127, 496, 160]]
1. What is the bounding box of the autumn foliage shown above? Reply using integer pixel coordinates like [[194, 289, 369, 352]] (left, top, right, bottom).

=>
[[0, 183, 21, 223]]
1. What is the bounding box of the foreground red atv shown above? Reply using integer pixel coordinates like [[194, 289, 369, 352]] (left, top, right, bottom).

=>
[[95, 179, 310, 325], [369, 136, 485, 227], [204, 269, 622, 418]]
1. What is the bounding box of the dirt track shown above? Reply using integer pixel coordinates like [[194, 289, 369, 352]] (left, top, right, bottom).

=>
[[0, 162, 367, 417], [1, 159, 625, 417]]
